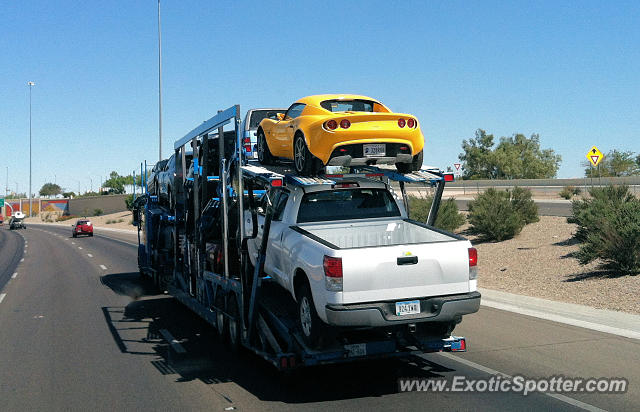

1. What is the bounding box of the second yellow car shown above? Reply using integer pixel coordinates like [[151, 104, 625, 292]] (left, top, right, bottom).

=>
[[257, 94, 425, 175]]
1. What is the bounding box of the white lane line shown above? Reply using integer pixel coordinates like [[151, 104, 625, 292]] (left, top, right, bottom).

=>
[[78, 247, 83, 250], [438, 353, 606, 412], [12, 273, 18, 279], [0, 294, 6, 304], [99, 265, 107, 270], [71, 242, 76, 245], [87, 254, 93, 258], [20, 258, 25, 262], [481, 298, 640, 340]]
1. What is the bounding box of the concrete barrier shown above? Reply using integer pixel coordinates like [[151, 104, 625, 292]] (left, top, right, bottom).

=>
[[68, 194, 128, 216]]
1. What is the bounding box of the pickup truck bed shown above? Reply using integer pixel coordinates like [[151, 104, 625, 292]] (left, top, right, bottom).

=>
[[297, 218, 457, 249]]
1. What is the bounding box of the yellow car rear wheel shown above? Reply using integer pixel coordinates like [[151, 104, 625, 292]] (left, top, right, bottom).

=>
[[396, 150, 424, 173], [257, 129, 274, 165], [294, 134, 324, 176]]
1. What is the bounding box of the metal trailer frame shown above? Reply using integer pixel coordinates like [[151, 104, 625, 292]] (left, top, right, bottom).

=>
[[135, 105, 467, 371]]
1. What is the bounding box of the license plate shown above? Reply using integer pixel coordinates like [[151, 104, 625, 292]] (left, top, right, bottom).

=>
[[363, 143, 385, 157], [344, 343, 367, 357], [395, 300, 420, 316]]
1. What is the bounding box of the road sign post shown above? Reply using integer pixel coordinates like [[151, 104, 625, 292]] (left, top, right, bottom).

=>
[[586, 146, 604, 188]]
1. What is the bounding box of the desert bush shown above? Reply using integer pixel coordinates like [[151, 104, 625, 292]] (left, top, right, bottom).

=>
[[56, 215, 77, 222], [407, 195, 466, 232], [93, 208, 103, 216], [125, 194, 134, 211], [510, 186, 539, 224], [106, 219, 114, 224], [568, 185, 634, 242], [569, 185, 640, 274], [559, 185, 581, 199], [117, 218, 124, 223], [468, 189, 523, 241]]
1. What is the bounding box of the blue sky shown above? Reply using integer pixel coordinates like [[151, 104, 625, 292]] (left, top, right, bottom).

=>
[[1, 0, 639, 194]]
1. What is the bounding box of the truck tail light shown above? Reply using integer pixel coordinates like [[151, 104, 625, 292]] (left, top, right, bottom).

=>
[[323, 255, 343, 291], [468, 247, 478, 280]]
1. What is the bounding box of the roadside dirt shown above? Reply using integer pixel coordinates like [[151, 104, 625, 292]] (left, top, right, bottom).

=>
[[468, 216, 640, 314]]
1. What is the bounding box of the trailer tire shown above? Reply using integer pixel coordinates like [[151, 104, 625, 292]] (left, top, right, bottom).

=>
[[215, 290, 226, 340], [297, 282, 323, 348], [226, 294, 242, 354]]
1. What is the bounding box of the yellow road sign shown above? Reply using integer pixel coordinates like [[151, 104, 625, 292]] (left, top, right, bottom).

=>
[[586, 146, 604, 167]]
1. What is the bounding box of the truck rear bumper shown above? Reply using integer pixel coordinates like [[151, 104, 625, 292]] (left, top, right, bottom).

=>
[[325, 291, 481, 327]]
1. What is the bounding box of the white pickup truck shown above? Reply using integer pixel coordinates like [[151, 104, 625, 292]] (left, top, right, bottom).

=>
[[245, 176, 480, 347]]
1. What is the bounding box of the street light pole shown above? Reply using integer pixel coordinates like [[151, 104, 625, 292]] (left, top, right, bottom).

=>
[[158, 0, 163, 162], [28, 81, 35, 216]]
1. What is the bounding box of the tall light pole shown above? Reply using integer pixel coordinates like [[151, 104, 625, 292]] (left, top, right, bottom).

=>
[[28, 81, 35, 216], [158, 0, 163, 162]]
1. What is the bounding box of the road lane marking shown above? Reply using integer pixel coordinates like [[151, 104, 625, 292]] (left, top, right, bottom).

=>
[[481, 296, 640, 340], [99, 265, 107, 270], [78, 247, 83, 250], [87, 254, 93, 258], [12, 273, 18, 279], [0, 294, 6, 304], [71, 242, 76, 245], [20, 258, 24, 262], [437, 353, 606, 412]]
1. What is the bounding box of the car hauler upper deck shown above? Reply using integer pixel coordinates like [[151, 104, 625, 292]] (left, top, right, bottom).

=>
[[134, 105, 476, 370]]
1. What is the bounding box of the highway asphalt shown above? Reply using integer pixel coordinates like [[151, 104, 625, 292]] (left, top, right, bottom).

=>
[[0, 224, 637, 411]]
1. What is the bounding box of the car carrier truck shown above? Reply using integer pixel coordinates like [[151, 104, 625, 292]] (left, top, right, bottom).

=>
[[133, 105, 479, 370]]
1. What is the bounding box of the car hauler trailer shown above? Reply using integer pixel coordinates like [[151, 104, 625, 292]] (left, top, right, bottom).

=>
[[133, 105, 470, 371]]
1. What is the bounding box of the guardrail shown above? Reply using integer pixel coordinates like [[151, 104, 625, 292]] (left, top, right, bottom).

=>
[[445, 176, 640, 188]]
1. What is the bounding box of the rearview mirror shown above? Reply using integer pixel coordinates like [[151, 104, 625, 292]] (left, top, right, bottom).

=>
[[276, 113, 285, 121]]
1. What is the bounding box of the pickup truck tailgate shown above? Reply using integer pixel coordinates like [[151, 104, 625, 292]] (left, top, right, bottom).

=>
[[301, 219, 471, 304]]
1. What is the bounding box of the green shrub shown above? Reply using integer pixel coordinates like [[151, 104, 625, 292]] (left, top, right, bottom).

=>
[[569, 185, 640, 274], [407, 195, 466, 232], [568, 185, 634, 242], [125, 194, 134, 211], [510, 186, 539, 224], [106, 219, 114, 224], [56, 215, 77, 222], [468, 188, 524, 241], [559, 185, 582, 199], [117, 218, 124, 223], [93, 208, 103, 216]]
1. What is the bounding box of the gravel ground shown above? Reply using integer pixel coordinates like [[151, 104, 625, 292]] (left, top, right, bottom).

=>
[[467, 216, 640, 314]]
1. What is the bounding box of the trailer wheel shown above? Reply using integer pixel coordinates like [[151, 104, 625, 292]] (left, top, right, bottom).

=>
[[215, 290, 226, 340], [226, 294, 242, 354], [297, 282, 323, 348]]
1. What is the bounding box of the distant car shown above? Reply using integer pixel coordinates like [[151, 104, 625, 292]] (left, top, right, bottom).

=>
[[72, 219, 93, 237], [9, 212, 26, 230], [257, 94, 425, 175], [0, 214, 3, 225], [243, 108, 286, 159], [147, 158, 168, 196]]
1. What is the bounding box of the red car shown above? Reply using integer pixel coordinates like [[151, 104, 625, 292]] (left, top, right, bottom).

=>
[[72, 219, 93, 237]]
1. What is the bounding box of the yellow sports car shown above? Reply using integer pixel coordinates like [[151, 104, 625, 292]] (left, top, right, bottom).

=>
[[256, 94, 425, 175]]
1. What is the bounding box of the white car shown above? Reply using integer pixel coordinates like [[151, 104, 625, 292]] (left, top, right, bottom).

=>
[[245, 177, 480, 347], [242, 108, 286, 159]]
